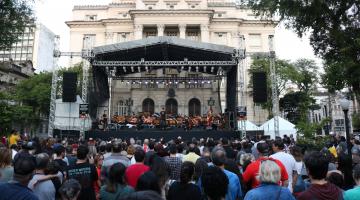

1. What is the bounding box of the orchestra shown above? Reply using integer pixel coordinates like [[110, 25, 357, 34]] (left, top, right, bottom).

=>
[[93, 110, 226, 131]]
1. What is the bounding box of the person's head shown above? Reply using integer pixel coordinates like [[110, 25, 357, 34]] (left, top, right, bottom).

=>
[[180, 161, 195, 184], [35, 153, 50, 170], [136, 171, 161, 194], [327, 171, 344, 189], [59, 179, 82, 200], [259, 159, 281, 184], [105, 143, 112, 153], [221, 138, 229, 145], [45, 161, 60, 175], [272, 139, 285, 152], [0, 147, 12, 168], [112, 142, 122, 153], [134, 148, 146, 163], [211, 147, 227, 167], [201, 166, 228, 200], [54, 145, 66, 158], [127, 145, 136, 156], [149, 141, 155, 150], [224, 159, 240, 177], [291, 146, 303, 162], [150, 156, 169, 187], [106, 163, 127, 193], [304, 151, 329, 181], [77, 145, 89, 160], [168, 144, 177, 155], [13, 154, 36, 185], [94, 154, 104, 167], [65, 145, 73, 155], [257, 142, 270, 157], [194, 158, 208, 182], [353, 164, 360, 185]]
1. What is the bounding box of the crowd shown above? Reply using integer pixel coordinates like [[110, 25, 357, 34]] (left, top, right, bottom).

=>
[[0, 130, 360, 200]]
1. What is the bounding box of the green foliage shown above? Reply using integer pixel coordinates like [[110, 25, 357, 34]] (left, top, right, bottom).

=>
[[0, 63, 84, 133], [241, 0, 360, 96], [0, 0, 35, 50], [296, 117, 330, 139], [352, 112, 360, 131], [296, 134, 332, 151]]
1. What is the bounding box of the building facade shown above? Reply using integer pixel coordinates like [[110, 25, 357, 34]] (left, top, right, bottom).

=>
[[0, 23, 56, 72], [66, 0, 275, 123]]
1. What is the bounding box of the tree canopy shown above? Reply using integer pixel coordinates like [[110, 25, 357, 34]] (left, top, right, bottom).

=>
[[0, 0, 35, 50], [242, 0, 360, 96]]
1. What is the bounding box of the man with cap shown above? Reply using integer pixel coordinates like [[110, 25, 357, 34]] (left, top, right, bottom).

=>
[[242, 142, 289, 189], [0, 154, 38, 200]]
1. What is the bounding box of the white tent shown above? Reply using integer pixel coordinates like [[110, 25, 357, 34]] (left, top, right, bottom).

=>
[[259, 117, 297, 139], [54, 96, 92, 131], [237, 120, 260, 131]]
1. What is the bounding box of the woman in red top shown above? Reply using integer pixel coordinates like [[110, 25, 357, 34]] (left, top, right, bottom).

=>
[[94, 153, 104, 200]]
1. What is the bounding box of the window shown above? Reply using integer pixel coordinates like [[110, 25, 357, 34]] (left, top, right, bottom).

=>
[[85, 15, 97, 21], [83, 34, 96, 49], [144, 31, 157, 38], [142, 98, 155, 114], [186, 31, 200, 41], [249, 34, 262, 48], [188, 98, 201, 116], [117, 100, 128, 116], [214, 32, 227, 45], [117, 32, 130, 43]]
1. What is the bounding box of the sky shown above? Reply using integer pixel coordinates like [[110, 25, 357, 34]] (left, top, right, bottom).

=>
[[34, 0, 323, 69]]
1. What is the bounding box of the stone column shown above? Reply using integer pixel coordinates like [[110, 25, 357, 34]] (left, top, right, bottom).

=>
[[200, 24, 210, 43], [134, 24, 143, 40], [231, 31, 239, 48], [105, 32, 114, 45], [157, 24, 165, 36], [179, 24, 186, 39]]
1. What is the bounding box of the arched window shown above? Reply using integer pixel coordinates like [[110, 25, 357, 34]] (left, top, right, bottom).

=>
[[142, 98, 155, 114], [188, 98, 201, 116], [165, 98, 178, 115], [117, 100, 128, 116]]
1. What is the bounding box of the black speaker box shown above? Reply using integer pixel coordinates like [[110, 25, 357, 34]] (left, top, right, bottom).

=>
[[62, 72, 77, 102], [253, 72, 267, 103]]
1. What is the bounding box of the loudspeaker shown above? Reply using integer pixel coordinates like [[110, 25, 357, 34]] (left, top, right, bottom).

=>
[[62, 72, 77, 102], [253, 72, 267, 103]]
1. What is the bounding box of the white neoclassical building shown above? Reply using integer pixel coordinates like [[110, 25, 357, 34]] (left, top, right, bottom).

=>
[[66, 0, 275, 125]]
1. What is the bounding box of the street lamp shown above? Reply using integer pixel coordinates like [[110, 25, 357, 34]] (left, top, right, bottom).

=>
[[126, 98, 133, 115], [339, 98, 352, 157]]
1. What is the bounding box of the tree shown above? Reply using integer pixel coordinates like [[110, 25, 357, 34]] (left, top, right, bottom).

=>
[[248, 56, 296, 115], [241, 0, 360, 100], [0, 0, 35, 50]]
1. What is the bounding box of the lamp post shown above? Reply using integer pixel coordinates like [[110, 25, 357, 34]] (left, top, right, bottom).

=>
[[339, 98, 352, 158], [208, 97, 215, 111], [126, 98, 133, 115]]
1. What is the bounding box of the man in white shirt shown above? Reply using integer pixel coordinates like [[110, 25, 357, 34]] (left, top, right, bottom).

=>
[[270, 139, 298, 193]]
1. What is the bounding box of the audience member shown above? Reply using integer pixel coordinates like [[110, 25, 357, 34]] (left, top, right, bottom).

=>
[[59, 179, 81, 200], [344, 164, 360, 200], [125, 149, 150, 188], [165, 144, 182, 181], [244, 160, 295, 200], [100, 163, 134, 200], [0, 147, 14, 182], [297, 151, 343, 200], [167, 161, 201, 200], [201, 166, 228, 200]]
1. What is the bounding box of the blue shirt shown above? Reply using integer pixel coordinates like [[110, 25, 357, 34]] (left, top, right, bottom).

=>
[[223, 169, 243, 200], [0, 182, 39, 200], [244, 183, 295, 200]]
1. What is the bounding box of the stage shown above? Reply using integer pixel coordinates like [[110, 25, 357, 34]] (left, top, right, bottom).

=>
[[54, 128, 263, 141]]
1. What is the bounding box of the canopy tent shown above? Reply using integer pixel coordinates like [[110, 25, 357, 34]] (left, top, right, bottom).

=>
[[54, 95, 92, 131], [238, 120, 260, 131], [259, 117, 297, 139]]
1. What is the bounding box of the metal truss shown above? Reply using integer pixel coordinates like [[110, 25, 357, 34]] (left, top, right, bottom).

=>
[[111, 76, 224, 81], [92, 60, 237, 67], [269, 35, 280, 137], [48, 36, 60, 137], [236, 35, 247, 137]]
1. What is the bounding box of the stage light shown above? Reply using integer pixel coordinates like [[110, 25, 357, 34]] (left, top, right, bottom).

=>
[[196, 66, 199, 72], [145, 81, 148, 84], [201, 81, 204, 84], [207, 80, 211, 84], [131, 66, 134, 72], [156, 81, 159, 84], [195, 81, 198, 84], [175, 81, 178, 84], [188, 67, 191, 72], [211, 67, 214, 73], [126, 81, 129, 84]]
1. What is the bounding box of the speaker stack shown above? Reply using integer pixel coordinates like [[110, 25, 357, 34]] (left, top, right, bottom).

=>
[[62, 72, 78, 102], [252, 72, 267, 103]]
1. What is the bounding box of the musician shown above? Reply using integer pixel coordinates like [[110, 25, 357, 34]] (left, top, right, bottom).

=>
[[206, 110, 213, 129], [160, 107, 166, 130], [102, 112, 108, 130]]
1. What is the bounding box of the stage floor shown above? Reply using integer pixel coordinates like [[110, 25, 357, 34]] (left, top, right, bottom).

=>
[[85, 128, 240, 141]]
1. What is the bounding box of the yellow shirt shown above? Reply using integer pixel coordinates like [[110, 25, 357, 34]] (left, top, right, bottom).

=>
[[329, 146, 338, 158], [9, 134, 20, 146]]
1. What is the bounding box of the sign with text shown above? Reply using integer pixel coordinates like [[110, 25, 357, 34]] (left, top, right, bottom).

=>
[[79, 104, 89, 118]]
